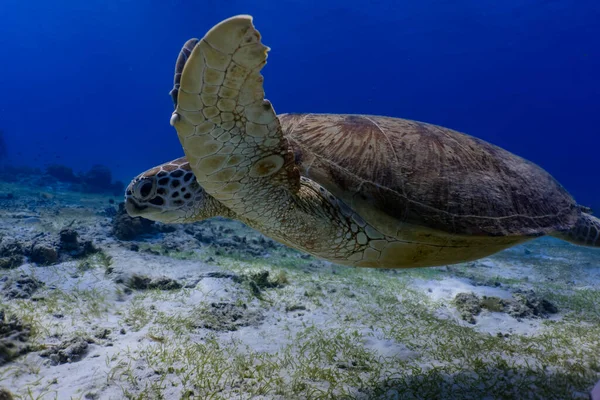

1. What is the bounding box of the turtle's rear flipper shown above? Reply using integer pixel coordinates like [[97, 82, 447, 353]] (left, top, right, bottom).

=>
[[551, 212, 600, 247]]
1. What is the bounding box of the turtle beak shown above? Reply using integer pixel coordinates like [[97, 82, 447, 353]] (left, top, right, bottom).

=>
[[124, 197, 148, 217]]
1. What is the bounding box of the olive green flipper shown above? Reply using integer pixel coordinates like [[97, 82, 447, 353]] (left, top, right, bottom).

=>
[[551, 212, 600, 247], [170, 15, 300, 214]]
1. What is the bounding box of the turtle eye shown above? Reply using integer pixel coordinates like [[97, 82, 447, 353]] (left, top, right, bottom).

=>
[[134, 179, 155, 200]]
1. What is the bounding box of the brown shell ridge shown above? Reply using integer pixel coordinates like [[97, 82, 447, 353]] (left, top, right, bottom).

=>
[[279, 113, 578, 237], [301, 143, 573, 221], [357, 116, 411, 204]]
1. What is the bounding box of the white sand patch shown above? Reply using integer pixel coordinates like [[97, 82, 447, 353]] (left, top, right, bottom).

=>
[[413, 277, 513, 303], [414, 276, 561, 336]]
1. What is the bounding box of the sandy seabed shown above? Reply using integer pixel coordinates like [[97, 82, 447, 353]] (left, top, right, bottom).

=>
[[1, 180, 599, 400]]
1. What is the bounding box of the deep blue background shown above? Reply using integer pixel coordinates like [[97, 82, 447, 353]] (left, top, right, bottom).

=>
[[1, 0, 598, 209]]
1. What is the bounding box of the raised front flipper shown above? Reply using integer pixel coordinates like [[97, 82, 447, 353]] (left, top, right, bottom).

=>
[[168, 15, 490, 269], [170, 15, 299, 221]]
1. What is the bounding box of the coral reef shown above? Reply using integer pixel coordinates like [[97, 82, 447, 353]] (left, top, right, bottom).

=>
[[111, 202, 175, 240], [58, 228, 98, 258], [46, 164, 79, 183], [112, 202, 158, 240], [453, 290, 558, 324], [30, 243, 58, 265], [116, 273, 182, 291], [453, 292, 482, 324], [193, 302, 265, 332], [82, 164, 124, 195], [0, 227, 99, 269], [0, 239, 24, 270], [41, 163, 124, 195], [83, 164, 111, 190], [40, 337, 91, 365]]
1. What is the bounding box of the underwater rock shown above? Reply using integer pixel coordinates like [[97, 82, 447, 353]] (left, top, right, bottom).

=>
[[509, 289, 558, 319], [30, 242, 59, 265], [0, 239, 24, 258], [82, 165, 124, 195], [479, 296, 505, 312], [204, 271, 240, 280], [58, 228, 98, 259], [285, 304, 307, 312], [128, 274, 152, 290], [146, 276, 182, 290], [83, 165, 111, 191], [188, 227, 215, 244], [184, 223, 277, 257], [59, 229, 79, 251], [2, 274, 44, 300], [40, 337, 91, 365], [46, 164, 79, 183], [453, 290, 558, 324], [0, 310, 32, 366], [160, 241, 183, 254], [44, 164, 123, 195], [200, 270, 286, 297], [111, 202, 175, 241], [242, 270, 288, 297], [92, 327, 111, 340], [504, 300, 531, 320], [0, 239, 25, 270], [453, 292, 482, 324], [0, 256, 22, 270], [2, 230, 99, 266], [255, 236, 278, 250], [215, 237, 240, 248], [194, 302, 264, 332], [102, 206, 117, 218], [116, 273, 182, 291], [112, 202, 156, 240]]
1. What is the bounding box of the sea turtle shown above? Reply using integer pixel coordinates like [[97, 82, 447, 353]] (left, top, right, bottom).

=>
[[125, 15, 600, 268]]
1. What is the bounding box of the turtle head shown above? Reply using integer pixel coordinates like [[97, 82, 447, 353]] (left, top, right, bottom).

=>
[[124, 157, 226, 223]]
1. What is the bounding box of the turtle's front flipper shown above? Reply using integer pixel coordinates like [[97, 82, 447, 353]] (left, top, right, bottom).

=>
[[169, 16, 389, 266], [551, 212, 600, 247], [171, 15, 300, 221]]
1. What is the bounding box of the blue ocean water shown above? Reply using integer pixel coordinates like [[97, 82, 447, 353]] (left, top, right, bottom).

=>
[[0, 0, 598, 209]]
